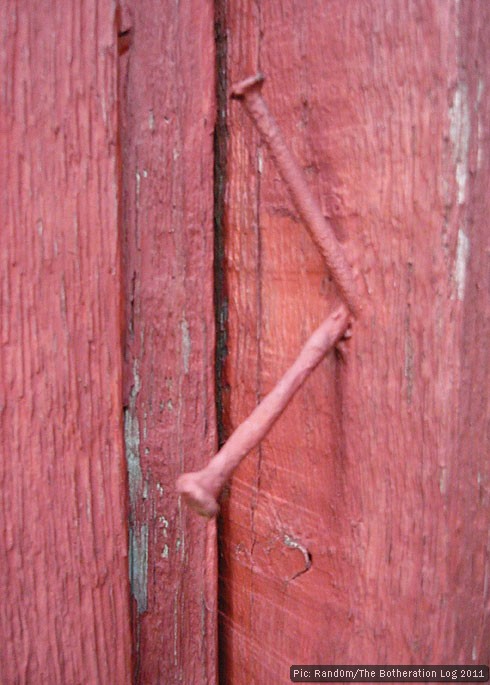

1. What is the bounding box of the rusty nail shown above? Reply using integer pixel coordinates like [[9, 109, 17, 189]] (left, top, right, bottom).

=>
[[176, 305, 350, 517], [231, 73, 361, 317]]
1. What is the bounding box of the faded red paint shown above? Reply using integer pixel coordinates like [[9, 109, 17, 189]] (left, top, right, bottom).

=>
[[0, 2, 132, 683], [119, 1, 217, 683], [232, 73, 361, 316], [3, 1, 489, 682], [220, 0, 490, 682]]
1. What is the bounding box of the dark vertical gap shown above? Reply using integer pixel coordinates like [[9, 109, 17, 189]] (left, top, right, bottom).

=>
[[116, 6, 139, 683], [213, 0, 228, 451], [213, 2, 228, 683]]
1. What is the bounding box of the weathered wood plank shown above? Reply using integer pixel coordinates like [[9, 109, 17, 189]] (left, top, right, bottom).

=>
[[0, 1, 132, 682], [119, 2, 217, 682], [220, 0, 490, 679]]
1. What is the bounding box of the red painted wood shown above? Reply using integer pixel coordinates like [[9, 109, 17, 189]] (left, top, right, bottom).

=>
[[220, 0, 490, 681], [119, 1, 217, 682], [0, 2, 132, 683]]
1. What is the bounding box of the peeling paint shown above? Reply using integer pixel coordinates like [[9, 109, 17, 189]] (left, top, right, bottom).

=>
[[129, 524, 148, 614], [439, 465, 448, 495], [148, 109, 155, 131], [124, 408, 142, 509], [449, 82, 471, 205], [159, 515, 169, 536], [454, 228, 470, 301], [124, 360, 147, 611], [124, 360, 142, 510], [135, 170, 141, 200], [161, 544, 169, 559], [181, 319, 191, 374]]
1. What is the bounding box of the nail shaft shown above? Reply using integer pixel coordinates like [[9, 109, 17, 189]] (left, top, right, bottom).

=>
[[232, 73, 361, 317], [177, 73, 359, 517], [176, 305, 349, 516]]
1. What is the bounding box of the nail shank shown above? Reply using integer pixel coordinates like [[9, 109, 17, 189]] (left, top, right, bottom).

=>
[[176, 305, 349, 516]]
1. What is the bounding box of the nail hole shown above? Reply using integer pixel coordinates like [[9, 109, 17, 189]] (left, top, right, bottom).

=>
[[118, 28, 133, 55]]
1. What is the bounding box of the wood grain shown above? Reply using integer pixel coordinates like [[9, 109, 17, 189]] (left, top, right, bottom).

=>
[[220, 0, 490, 680], [119, 1, 217, 682], [0, 2, 132, 682]]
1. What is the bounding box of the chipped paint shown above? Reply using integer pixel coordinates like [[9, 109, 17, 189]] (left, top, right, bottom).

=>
[[161, 544, 169, 559], [135, 170, 141, 199], [159, 515, 169, 534], [124, 408, 142, 509], [129, 524, 148, 614], [181, 319, 191, 374], [124, 360, 148, 612], [439, 465, 448, 495], [454, 228, 470, 301], [449, 82, 471, 205], [124, 359, 142, 510]]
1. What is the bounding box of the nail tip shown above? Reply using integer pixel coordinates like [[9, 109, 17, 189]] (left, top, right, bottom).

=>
[[230, 72, 265, 98], [176, 473, 219, 517]]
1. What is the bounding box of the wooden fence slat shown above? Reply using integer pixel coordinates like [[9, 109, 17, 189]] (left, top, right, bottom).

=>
[[0, 2, 132, 682], [220, 1, 490, 680], [119, 2, 217, 682]]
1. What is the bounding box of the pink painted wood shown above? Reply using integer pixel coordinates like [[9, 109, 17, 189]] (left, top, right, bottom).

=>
[[3, 2, 489, 682], [119, 1, 218, 682], [219, 0, 490, 681], [0, 2, 132, 682]]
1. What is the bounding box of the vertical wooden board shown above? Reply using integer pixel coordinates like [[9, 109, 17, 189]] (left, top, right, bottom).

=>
[[440, 0, 490, 660], [0, 2, 132, 683], [335, 0, 490, 662], [119, 1, 217, 682], [222, 2, 353, 680], [217, 1, 265, 681], [221, 0, 490, 679]]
